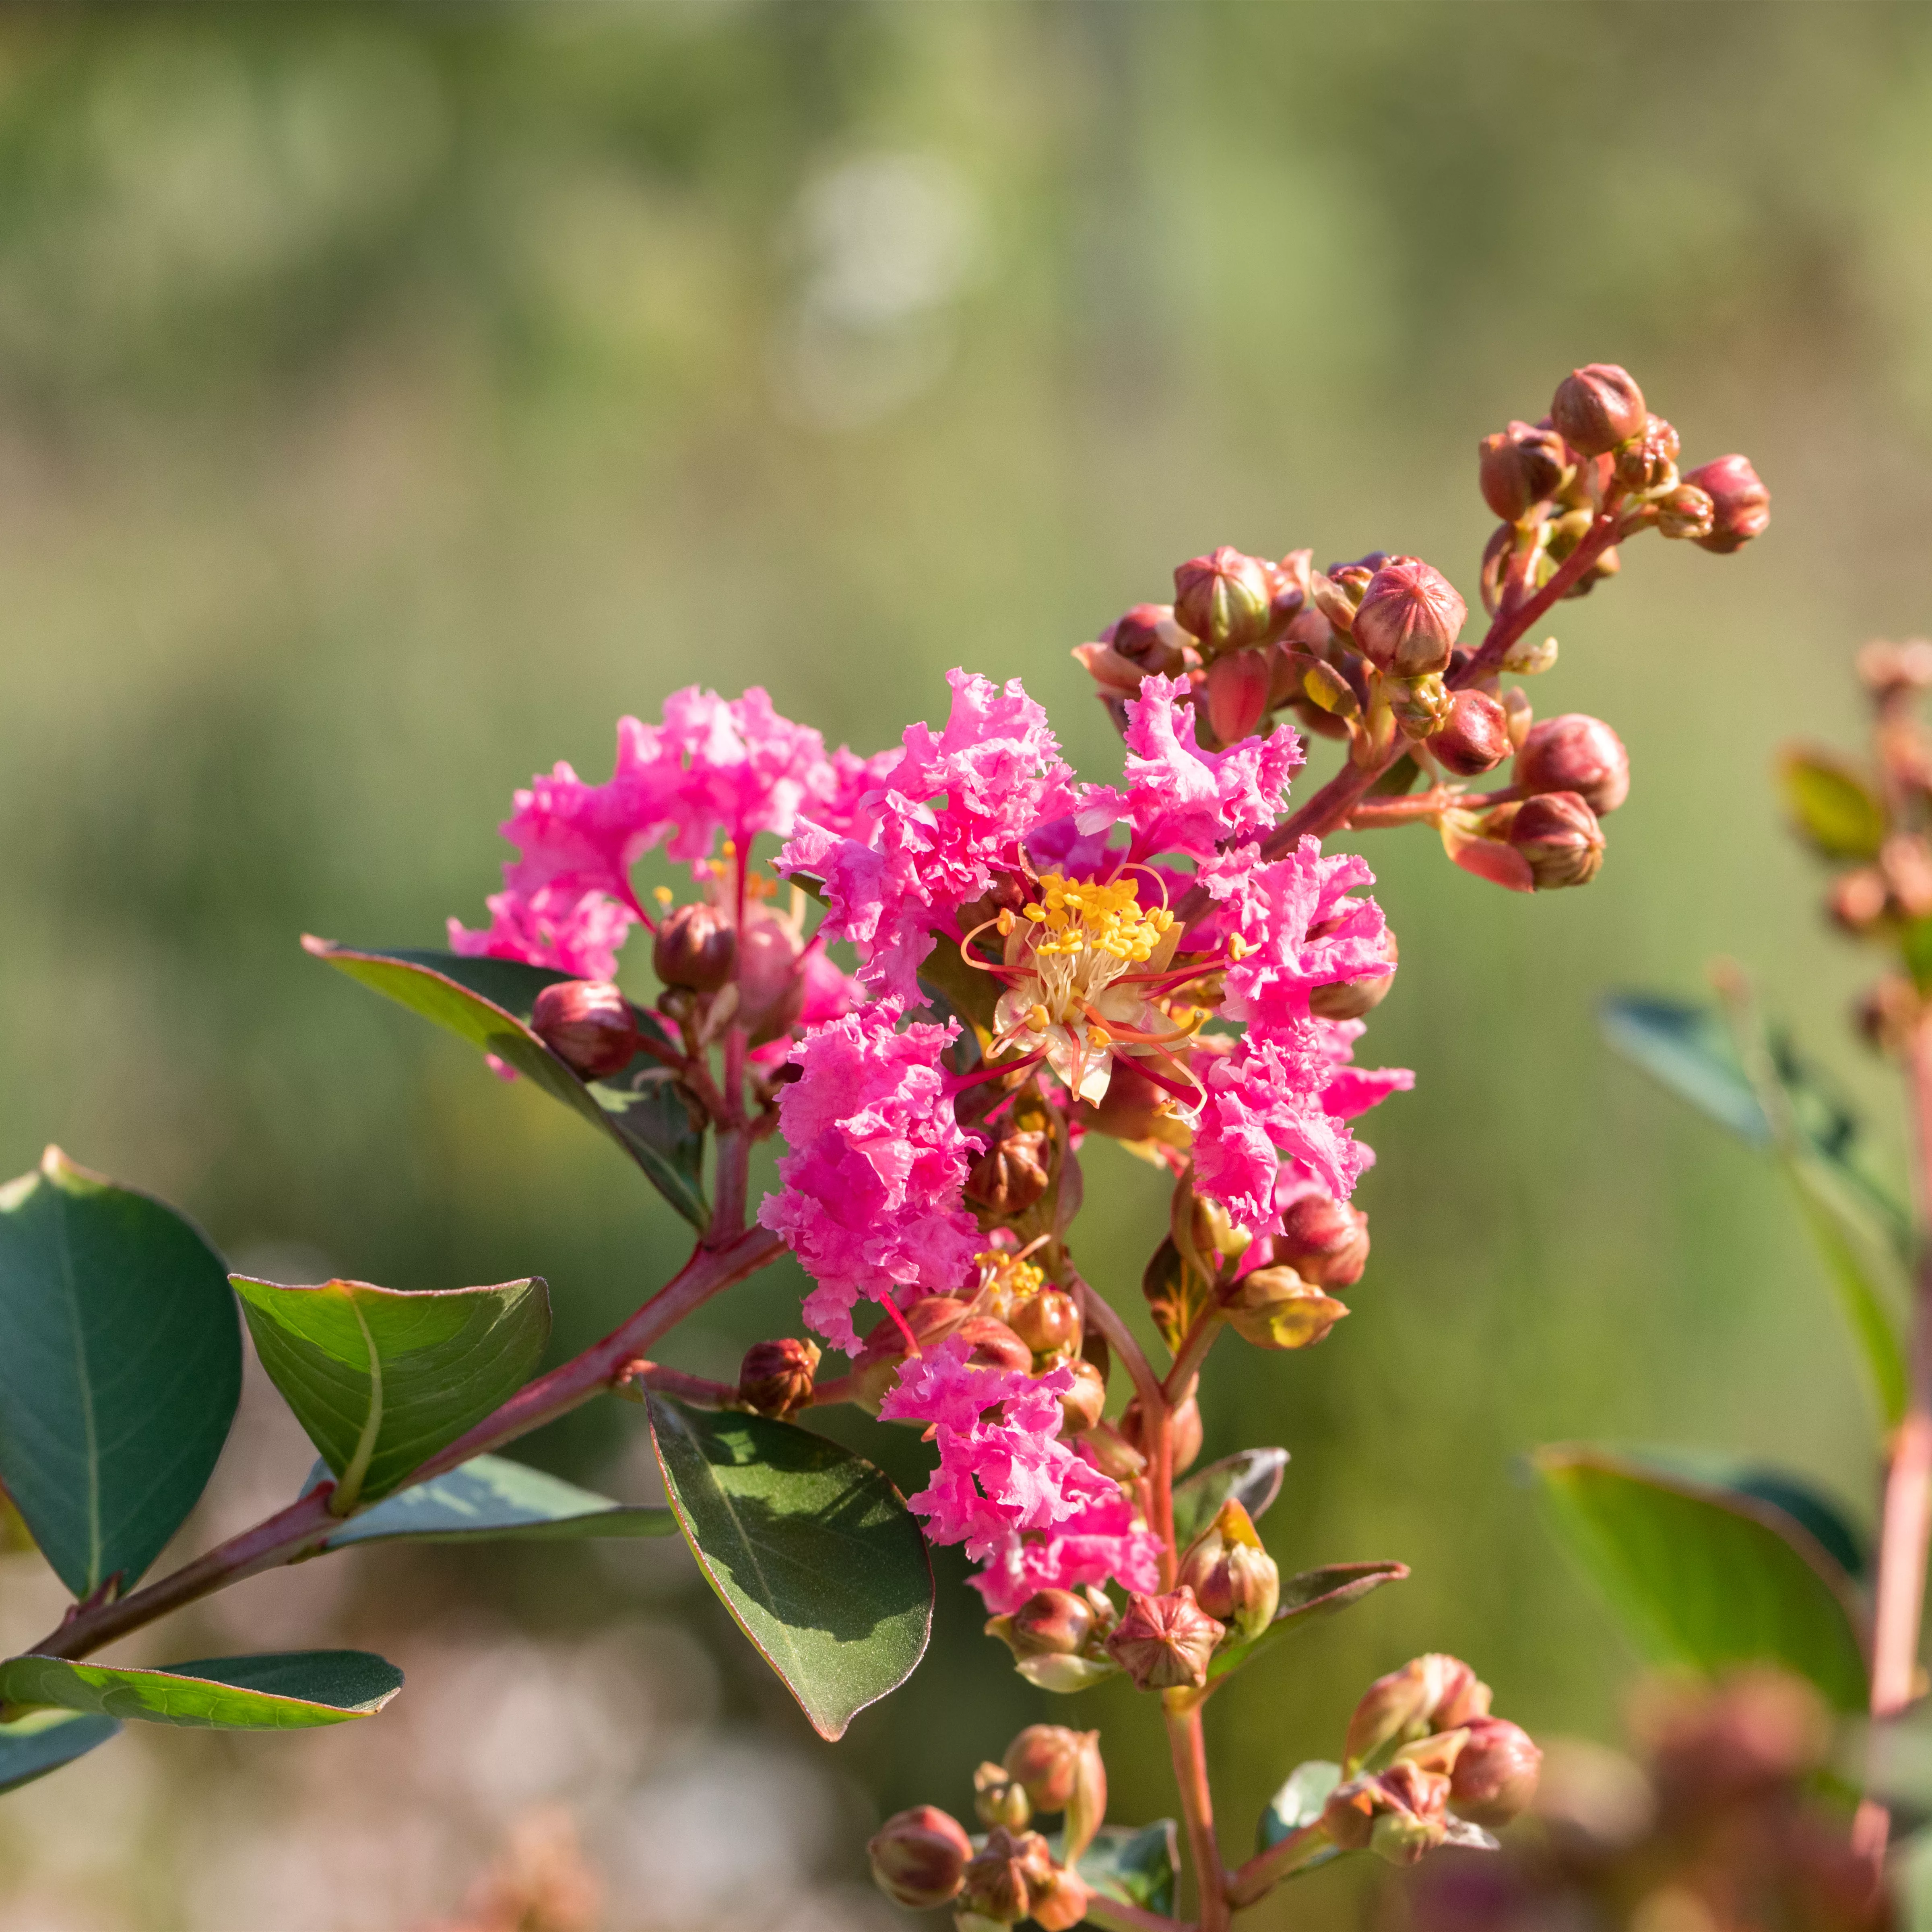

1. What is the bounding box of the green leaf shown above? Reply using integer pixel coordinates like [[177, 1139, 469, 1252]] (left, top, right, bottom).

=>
[[304, 940, 709, 1230], [1785, 1175, 1907, 1427], [1259, 1760, 1342, 1850], [315, 1453, 676, 1548], [646, 1395, 933, 1740], [1600, 997, 1770, 1145], [1779, 748, 1887, 860], [1206, 1561, 1409, 1686], [0, 1709, 119, 1794], [0, 1650, 402, 1729], [1172, 1448, 1290, 1548], [0, 1148, 240, 1599], [1015, 1652, 1121, 1694], [233, 1274, 549, 1512], [1534, 1446, 1869, 1712], [1069, 1821, 1180, 1918]]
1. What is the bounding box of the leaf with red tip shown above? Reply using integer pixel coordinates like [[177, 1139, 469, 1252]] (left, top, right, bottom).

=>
[[1205, 1560, 1410, 1685]]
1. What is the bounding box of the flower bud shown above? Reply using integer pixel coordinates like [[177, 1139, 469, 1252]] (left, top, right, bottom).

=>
[[1857, 976, 1921, 1056], [1063, 1731, 1108, 1862], [531, 980, 641, 1080], [1352, 558, 1467, 679], [952, 1316, 1034, 1374], [1450, 1715, 1542, 1826], [1310, 563, 1373, 635], [1309, 927, 1397, 1023], [1346, 1655, 1492, 1770], [1004, 1724, 1087, 1811], [1178, 1498, 1281, 1640], [1104, 1587, 1225, 1691], [1007, 1591, 1096, 1661], [1324, 1762, 1452, 1865], [1612, 415, 1680, 494], [1058, 1357, 1107, 1435], [958, 1827, 1049, 1925], [1224, 1267, 1349, 1350], [869, 1805, 972, 1909], [1110, 603, 1195, 675], [1009, 1288, 1082, 1359], [1204, 647, 1274, 745], [1550, 363, 1647, 456], [737, 1337, 821, 1420], [974, 1761, 1033, 1831], [1174, 548, 1277, 652], [1432, 689, 1512, 777], [1684, 454, 1769, 553], [1830, 867, 1889, 934], [1508, 791, 1604, 889], [652, 902, 737, 993], [1514, 713, 1630, 815], [1655, 483, 1715, 543], [1478, 421, 1572, 522], [964, 1129, 1051, 1218], [1392, 672, 1455, 741], [1026, 1864, 1092, 1932], [1274, 1192, 1371, 1288], [1503, 633, 1558, 676], [1119, 1391, 1204, 1471]]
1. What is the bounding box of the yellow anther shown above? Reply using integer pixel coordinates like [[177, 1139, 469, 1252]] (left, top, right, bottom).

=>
[[996, 908, 1015, 935], [652, 886, 674, 907], [1027, 1003, 1051, 1031]]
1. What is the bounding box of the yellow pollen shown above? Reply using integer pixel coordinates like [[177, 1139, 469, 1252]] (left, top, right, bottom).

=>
[[1026, 1002, 1051, 1032], [652, 886, 674, 907], [996, 908, 1016, 936], [1021, 872, 1166, 964]]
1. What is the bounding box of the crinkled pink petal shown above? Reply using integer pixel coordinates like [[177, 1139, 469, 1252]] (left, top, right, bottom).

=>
[[967, 1466, 1166, 1614], [448, 889, 636, 981]]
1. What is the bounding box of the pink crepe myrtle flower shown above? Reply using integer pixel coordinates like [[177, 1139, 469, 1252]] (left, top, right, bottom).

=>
[[756, 1008, 983, 1352], [881, 1338, 1162, 1611]]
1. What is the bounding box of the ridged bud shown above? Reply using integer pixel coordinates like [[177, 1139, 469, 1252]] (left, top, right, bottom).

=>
[[1309, 927, 1397, 1022], [1004, 1724, 1087, 1811], [869, 1806, 972, 1909], [1655, 483, 1715, 542], [1273, 1193, 1371, 1288], [1026, 1864, 1092, 1932], [1009, 1288, 1081, 1360], [1104, 1587, 1225, 1690], [1478, 420, 1571, 522], [959, 1827, 1051, 1925], [1684, 454, 1770, 553], [1224, 1267, 1349, 1350], [1073, 605, 1197, 697], [1514, 713, 1630, 815], [1204, 647, 1274, 744], [964, 1130, 1051, 1218], [1174, 548, 1276, 652], [1449, 1715, 1542, 1826], [1432, 689, 1512, 777], [531, 980, 641, 1080], [737, 1337, 821, 1420], [1119, 1391, 1204, 1472], [1550, 363, 1647, 456], [1507, 791, 1604, 889], [1058, 1357, 1107, 1435], [1346, 1654, 1492, 1770], [1612, 415, 1680, 494], [652, 902, 737, 993], [1007, 1591, 1096, 1661], [1325, 1762, 1453, 1866], [1178, 1498, 1281, 1641], [1352, 558, 1467, 679], [974, 1761, 1033, 1831], [1392, 672, 1455, 741]]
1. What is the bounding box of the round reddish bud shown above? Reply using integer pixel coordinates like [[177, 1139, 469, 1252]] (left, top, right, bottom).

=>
[[1655, 483, 1715, 543], [1550, 363, 1647, 456], [737, 1337, 821, 1420], [964, 1130, 1051, 1218], [952, 1315, 1034, 1374], [869, 1805, 972, 1909], [1108, 603, 1194, 676], [1684, 454, 1770, 553], [1508, 791, 1604, 890], [735, 914, 808, 1044], [1204, 647, 1274, 745], [531, 980, 640, 1080], [958, 1827, 1046, 1925], [1058, 1358, 1107, 1435], [1514, 713, 1630, 815], [1450, 1715, 1543, 1827], [1830, 867, 1889, 935], [1008, 1591, 1096, 1661], [1173, 548, 1276, 652], [1004, 1724, 1086, 1811], [974, 1761, 1033, 1831], [1274, 1193, 1371, 1288], [1178, 1499, 1280, 1640], [1009, 1288, 1081, 1358], [1104, 1586, 1225, 1691], [1433, 690, 1512, 777], [1027, 1863, 1093, 1932], [1478, 420, 1571, 522], [652, 902, 737, 992], [1612, 414, 1680, 494], [1309, 927, 1398, 1023], [1121, 1391, 1203, 1470], [1352, 557, 1467, 679]]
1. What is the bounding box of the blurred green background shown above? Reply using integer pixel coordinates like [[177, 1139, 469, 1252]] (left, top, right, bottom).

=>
[[1, 2, 1928, 1927]]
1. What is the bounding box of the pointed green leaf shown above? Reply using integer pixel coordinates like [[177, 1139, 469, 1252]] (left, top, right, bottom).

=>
[[1260, 1760, 1342, 1850], [1015, 1652, 1121, 1694], [304, 940, 708, 1230], [1066, 1821, 1179, 1918], [233, 1274, 549, 1511], [1778, 748, 1887, 860], [1172, 1448, 1290, 1548], [316, 1453, 675, 1547], [1785, 1175, 1907, 1427], [0, 1650, 401, 1729], [0, 1149, 240, 1599], [1600, 997, 1770, 1145], [646, 1395, 932, 1740], [1205, 1561, 1409, 1686], [0, 1709, 119, 1794], [1534, 1446, 1868, 1711]]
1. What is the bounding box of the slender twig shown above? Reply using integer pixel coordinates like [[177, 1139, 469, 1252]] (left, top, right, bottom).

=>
[[1075, 1272, 1165, 1425], [26, 1224, 786, 1664], [614, 1362, 739, 1408], [1225, 1821, 1333, 1908], [1081, 1894, 1191, 1932], [1163, 1310, 1223, 1410], [1164, 1692, 1228, 1932]]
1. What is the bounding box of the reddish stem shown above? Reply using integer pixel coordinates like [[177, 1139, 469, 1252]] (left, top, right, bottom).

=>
[[1226, 1820, 1332, 1908], [1164, 1691, 1228, 1932]]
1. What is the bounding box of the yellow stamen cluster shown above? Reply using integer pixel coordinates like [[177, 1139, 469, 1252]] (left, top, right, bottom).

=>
[[1022, 873, 1174, 963], [976, 1249, 1047, 1319]]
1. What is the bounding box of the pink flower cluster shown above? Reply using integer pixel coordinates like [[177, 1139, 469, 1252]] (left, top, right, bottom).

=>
[[880, 1338, 1162, 1615], [451, 687, 892, 980]]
